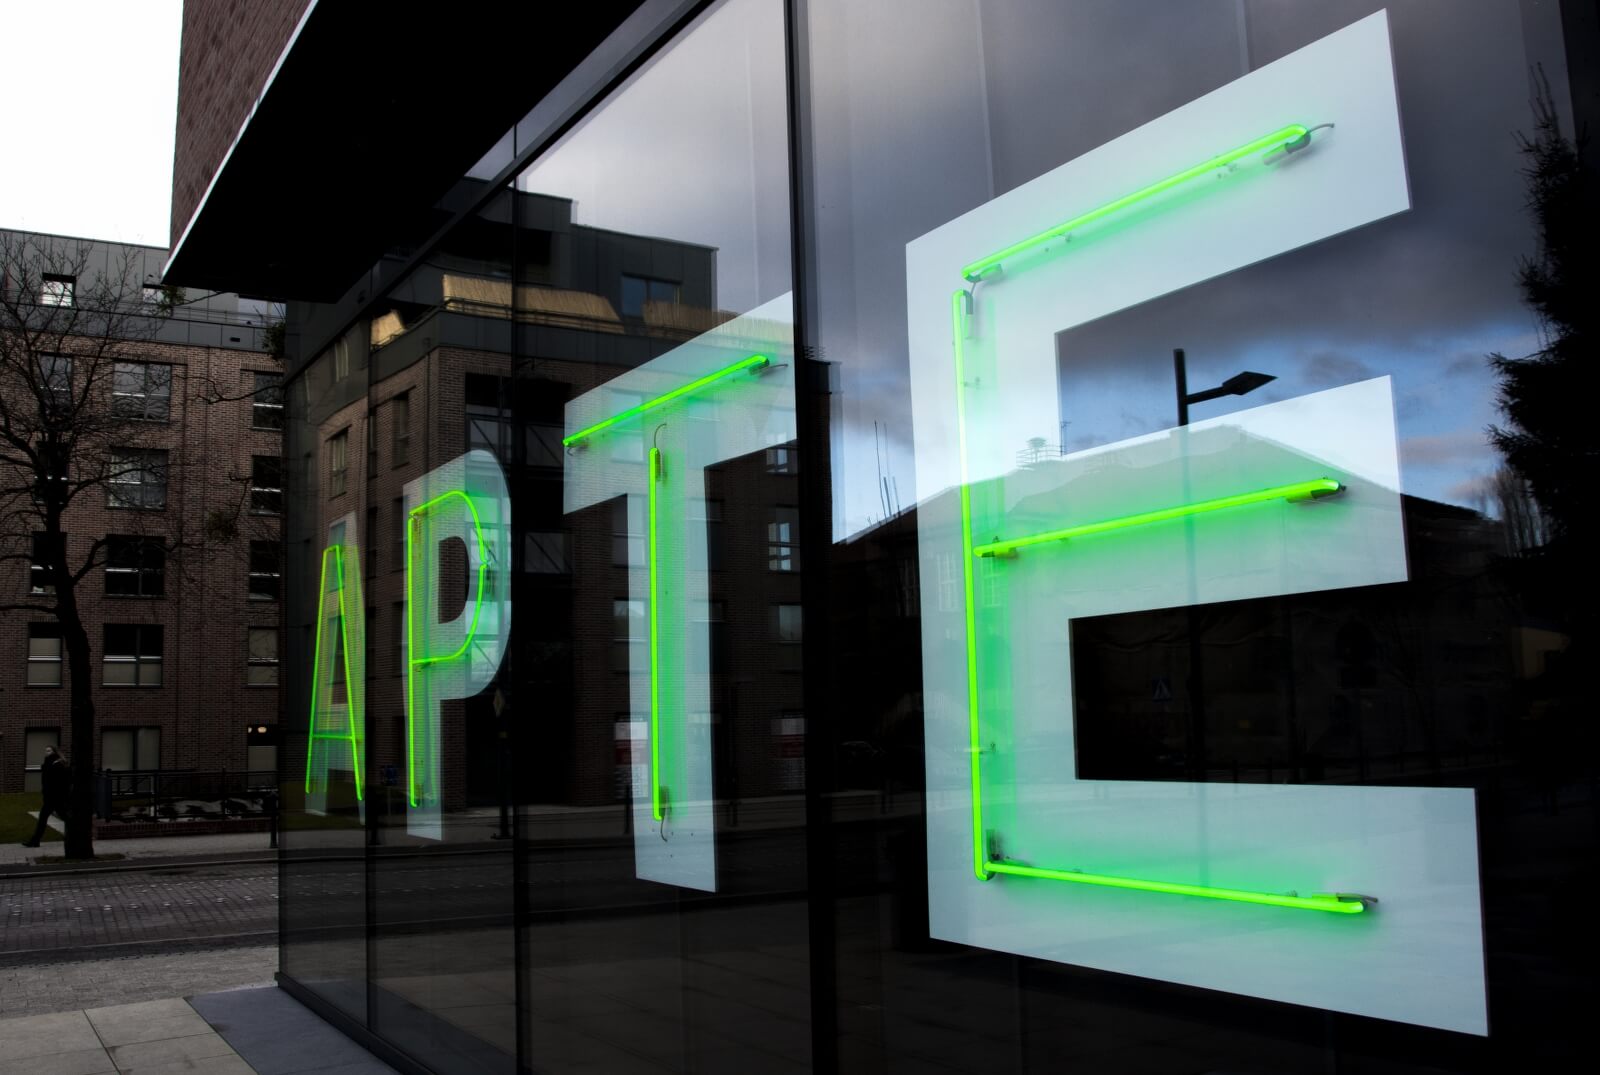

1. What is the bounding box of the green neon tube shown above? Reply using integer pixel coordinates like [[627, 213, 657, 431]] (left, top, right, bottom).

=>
[[648, 446, 665, 821], [985, 861, 1367, 914], [962, 124, 1309, 281], [304, 545, 363, 800], [406, 489, 490, 807], [951, 290, 988, 881], [562, 354, 771, 446], [974, 479, 1343, 558]]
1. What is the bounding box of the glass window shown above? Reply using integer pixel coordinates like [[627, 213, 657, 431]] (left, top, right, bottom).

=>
[[251, 372, 284, 429], [767, 506, 799, 572], [104, 535, 165, 597], [774, 603, 802, 643], [618, 273, 680, 317], [328, 429, 348, 497], [101, 727, 161, 771], [39, 273, 74, 306], [523, 531, 569, 574], [246, 627, 279, 685], [22, 728, 60, 792], [110, 362, 172, 421], [250, 455, 282, 514], [102, 624, 162, 687], [106, 448, 168, 509], [26, 624, 62, 686], [248, 540, 281, 600], [391, 392, 411, 465], [30, 531, 61, 594], [36, 353, 72, 415]]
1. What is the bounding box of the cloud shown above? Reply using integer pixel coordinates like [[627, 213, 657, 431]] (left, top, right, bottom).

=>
[[1400, 429, 1493, 468], [1302, 351, 1377, 385]]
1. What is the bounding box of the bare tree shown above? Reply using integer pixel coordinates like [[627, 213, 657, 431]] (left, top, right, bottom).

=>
[[0, 232, 237, 858]]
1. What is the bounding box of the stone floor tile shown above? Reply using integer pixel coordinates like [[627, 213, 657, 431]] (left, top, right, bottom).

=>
[[0, 1010, 101, 1060], [83, 998, 210, 1047], [0, 1045, 116, 1075], [107, 1032, 237, 1069]]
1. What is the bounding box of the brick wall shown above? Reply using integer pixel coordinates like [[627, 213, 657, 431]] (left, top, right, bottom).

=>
[[170, 0, 309, 250], [0, 332, 283, 792]]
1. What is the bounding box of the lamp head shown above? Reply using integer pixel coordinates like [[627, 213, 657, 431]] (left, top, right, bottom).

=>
[[1221, 371, 1276, 396]]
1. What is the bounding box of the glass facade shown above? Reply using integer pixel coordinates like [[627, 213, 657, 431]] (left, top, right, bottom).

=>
[[277, 2, 1599, 1070]]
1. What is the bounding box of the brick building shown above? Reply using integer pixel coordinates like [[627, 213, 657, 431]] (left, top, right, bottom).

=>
[[0, 228, 283, 793]]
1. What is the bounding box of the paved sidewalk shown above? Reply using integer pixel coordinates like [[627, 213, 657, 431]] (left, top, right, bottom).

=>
[[0, 823, 272, 869], [0, 985, 397, 1075], [1, 946, 277, 1018]]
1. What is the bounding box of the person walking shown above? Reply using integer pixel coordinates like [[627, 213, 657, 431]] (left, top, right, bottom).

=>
[[22, 745, 70, 847]]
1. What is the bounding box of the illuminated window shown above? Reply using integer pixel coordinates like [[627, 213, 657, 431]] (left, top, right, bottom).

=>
[[30, 532, 61, 594], [103, 624, 163, 687], [39, 273, 74, 306], [111, 362, 172, 421], [246, 627, 279, 686], [775, 604, 803, 643], [27, 624, 62, 686], [250, 456, 282, 514], [105, 536, 165, 597], [392, 392, 411, 465], [767, 507, 800, 572], [251, 372, 283, 430], [107, 448, 168, 510], [328, 430, 349, 497], [248, 540, 281, 600]]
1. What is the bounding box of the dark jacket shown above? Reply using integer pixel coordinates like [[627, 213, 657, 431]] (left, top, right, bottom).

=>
[[40, 755, 70, 805]]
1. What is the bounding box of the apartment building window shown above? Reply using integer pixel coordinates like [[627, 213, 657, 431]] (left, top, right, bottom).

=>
[[111, 362, 173, 421], [611, 499, 642, 566], [247, 627, 279, 686], [105, 536, 166, 597], [103, 624, 163, 687], [392, 602, 406, 675], [766, 446, 797, 474], [27, 624, 62, 686], [768, 507, 800, 572], [106, 448, 168, 509], [102, 727, 161, 771], [613, 599, 645, 669], [23, 729, 60, 791], [248, 540, 281, 600], [250, 456, 282, 514], [328, 430, 349, 497], [392, 392, 411, 465], [391, 497, 405, 572], [39, 273, 74, 306], [620, 274, 679, 317], [37, 353, 72, 416], [775, 603, 803, 671], [30, 531, 62, 594], [251, 373, 284, 430], [33, 441, 69, 504], [331, 337, 351, 382], [466, 377, 512, 462]]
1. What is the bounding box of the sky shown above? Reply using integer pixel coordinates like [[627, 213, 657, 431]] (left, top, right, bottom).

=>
[[0, 1, 183, 248]]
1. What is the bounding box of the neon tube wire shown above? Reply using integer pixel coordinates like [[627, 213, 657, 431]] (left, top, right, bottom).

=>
[[406, 490, 491, 808], [562, 354, 770, 446], [954, 122, 1367, 913]]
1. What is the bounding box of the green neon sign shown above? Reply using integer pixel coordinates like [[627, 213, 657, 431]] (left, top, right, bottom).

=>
[[406, 487, 491, 809], [648, 446, 667, 821], [962, 125, 1311, 281], [951, 123, 1369, 913], [562, 354, 771, 446], [305, 542, 365, 803], [974, 478, 1343, 558]]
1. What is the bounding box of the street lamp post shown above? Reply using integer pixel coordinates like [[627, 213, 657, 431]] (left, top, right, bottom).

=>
[[1171, 348, 1275, 782]]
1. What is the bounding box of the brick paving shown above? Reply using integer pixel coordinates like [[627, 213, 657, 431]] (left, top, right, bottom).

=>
[[0, 944, 277, 1018], [0, 863, 276, 962]]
